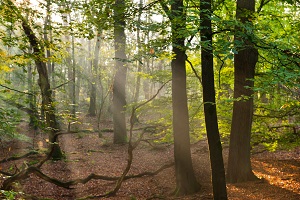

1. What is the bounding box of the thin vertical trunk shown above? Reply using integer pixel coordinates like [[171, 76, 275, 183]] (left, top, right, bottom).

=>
[[143, 26, 150, 100], [227, 0, 258, 183], [200, 0, 228, 199], [88, 33, 101, 116], [27, 53, 38, 129], [44, 0, 51, 81], [50, 36, 55, 98], [71, 32, 76, 116], [113, 0, 127, 144], [133, 0, 143, 103]]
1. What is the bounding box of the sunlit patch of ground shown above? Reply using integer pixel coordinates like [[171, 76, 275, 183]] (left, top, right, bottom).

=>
[[253, 159, 300, 194], [226, 151, 300, 200]]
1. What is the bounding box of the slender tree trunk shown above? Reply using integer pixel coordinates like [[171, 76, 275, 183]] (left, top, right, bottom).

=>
[[143, 27, 150, 100], [44, 0, 51, 83], [20, 19, 63, 160], [71, 32, 76, 116], [88, 33, 101, 116], [113, 0, 127, 144], [133, 0, 143, 104], [200, 0, 228, 199], [227, 0, 259, 183], [27, 53, 38, 129]]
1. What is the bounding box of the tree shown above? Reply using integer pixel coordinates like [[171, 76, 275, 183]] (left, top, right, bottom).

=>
[[112, 0, 128, 144], [199, 0, 228, 198], [160, 0, 200, 195], [227, 0, 258, 183], [87, 33, 101, 116], [5, 0, 64, 160]]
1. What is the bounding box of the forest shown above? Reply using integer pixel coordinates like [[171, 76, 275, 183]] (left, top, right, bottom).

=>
[[0, 0, 299, 199]]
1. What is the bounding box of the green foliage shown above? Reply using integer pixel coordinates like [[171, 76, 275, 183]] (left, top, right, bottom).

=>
[[0, 189, 23, 200], [0, 107, 24, 141]]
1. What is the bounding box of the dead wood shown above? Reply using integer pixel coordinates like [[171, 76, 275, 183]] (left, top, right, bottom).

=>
[[92, 80, 171, 198], [0, 151, 38, 164], [1, 162, 174, 191]]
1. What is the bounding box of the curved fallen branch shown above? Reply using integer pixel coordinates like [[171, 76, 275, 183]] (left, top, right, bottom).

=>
[[0, 169, 13, 176], [1, 162, 174, 190], [93, 80, 172, 198], [1, 80, 173, 196], [0, 151, 39, 164]]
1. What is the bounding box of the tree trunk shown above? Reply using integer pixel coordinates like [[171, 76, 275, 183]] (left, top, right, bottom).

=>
[[113, 0, 127, 144], [160, 0, 200, 195], [27, 54, 38, 129], [8, 0, 64, 160], [200, 0, 228, 199], [88, 33, 101, 116], [71, 32, 76, 116], [133, 0, 143, 104], [227, 0, 259, 183]]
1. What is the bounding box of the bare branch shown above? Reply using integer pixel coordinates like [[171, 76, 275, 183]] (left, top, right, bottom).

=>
[[0, 84, 35, 96], [0, 151, 38, 164], [52, 78, 75, 90], [186, 58, 202, 85]]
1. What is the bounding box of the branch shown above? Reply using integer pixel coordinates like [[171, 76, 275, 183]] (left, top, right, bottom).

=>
[[134, 79, 171, 111], [104, 80, 172, 197], [257, 0, 272, 14], [1, 98, 34, 115], [211, 28, 232, 36], [159, 0, 172, 20], [0, 170, 14, 176], [0, 84, 35, 96], [1, 162, 174, 190], [269, 124, 299, 134], [52, 78, 75, 90], [0, 151, 38, 164], [186, 57, 202, 85]]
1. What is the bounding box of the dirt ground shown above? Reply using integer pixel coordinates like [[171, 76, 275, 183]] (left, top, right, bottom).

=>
[[0, 118, 300, 200]]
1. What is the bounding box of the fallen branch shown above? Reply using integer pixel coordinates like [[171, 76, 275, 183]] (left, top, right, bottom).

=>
[[90, 80, 172, 198], [1, 162, 174, 190], [0, 170, 13, 176], [0, 150, 39, 163]]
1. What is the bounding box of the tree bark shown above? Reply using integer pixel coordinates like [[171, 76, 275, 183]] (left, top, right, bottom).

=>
[[227, 0, 259, 183], [88, 33, 101, 116], [200, 0, 228, 199], [112, 0, 128, 144], [6, 0, 64, 160], [160, 0, 200, 195], [27, 49, 38, 129], [133, 0, 143, 104]]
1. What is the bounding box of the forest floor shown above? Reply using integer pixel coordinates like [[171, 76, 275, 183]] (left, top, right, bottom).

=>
[[0, 117, 300, 200]]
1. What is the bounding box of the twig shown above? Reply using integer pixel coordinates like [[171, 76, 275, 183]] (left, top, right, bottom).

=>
[[186, 57, 202, 85], [52, 78, 75, 90], [97, 79, 172, 197]]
